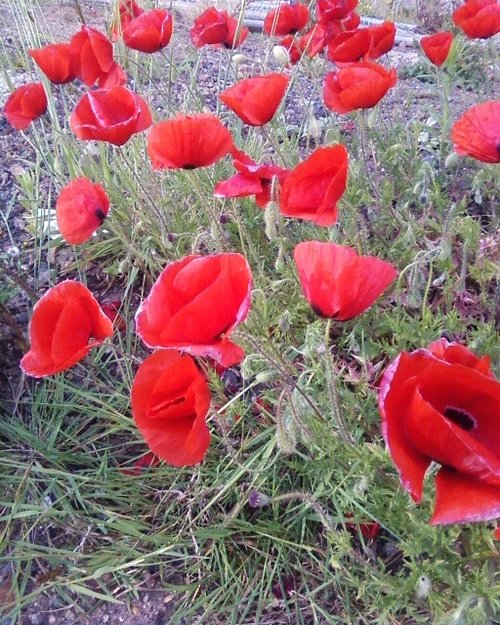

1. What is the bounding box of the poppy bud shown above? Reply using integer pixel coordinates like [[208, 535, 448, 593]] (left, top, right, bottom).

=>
[[272, 45, 290, 64]]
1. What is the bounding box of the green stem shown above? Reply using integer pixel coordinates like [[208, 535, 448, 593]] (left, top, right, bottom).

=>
[[323, 319, 355, 444]]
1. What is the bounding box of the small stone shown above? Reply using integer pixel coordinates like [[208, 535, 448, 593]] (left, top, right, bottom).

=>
[[103, 615, 110, 623]]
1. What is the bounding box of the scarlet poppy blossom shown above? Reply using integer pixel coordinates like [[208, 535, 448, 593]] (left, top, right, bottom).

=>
[[317, 0, 358, 22], [20, 281, 113, 378], [29, 43, 76, 84], [3, 82, 47, 131], [342, 10, 361, 30], [299, 22, 340, 57], [279, 145, 348, 226], [112, 0, 144, 41], [70, 86, 152, 146], [219, 73, 289, 126], [69, 26, 115, 87], [277, 35, 303, 64], [190, 8, 248, 48], [452, 0, 500, 39], [131, 350, 212, 467], [190, 7, 228, 46], [294, 241, 397, 319], [323, 61, 397, 114], [101, 299, 127, 332], [135, 253, 252, 367], [147, 114, 234, 169], [123, 9, 173, 53], [420, 31, 454, 66], [378, 339, 500, 524], [365, 21, 397, 59], [327, 28, 373, 63], [214, 151, 288, 208], [96, 61, 128, 89], [223, 13, 250, 48], [56, 177, 110, 245], [263, 3, 309, 36], [451, 100, 500, 163]]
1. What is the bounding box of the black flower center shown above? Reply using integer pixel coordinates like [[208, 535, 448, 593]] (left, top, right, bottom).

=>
[[443, 406, 476, 430], [183, 164, 196, 170], [95, 208, 106, 223]]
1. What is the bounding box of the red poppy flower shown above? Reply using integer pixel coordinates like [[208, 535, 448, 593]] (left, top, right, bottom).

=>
[[327, 28, 373, 63], [3, 82, 47, 131], [223, 13, 250, 49], [294, 241, 397, 319], [323, 61, 397, 114], [495, 527, 500, 541], [365, 21, 397, 59], [123, 9, 173, 53], [112, 0, 144, 41], [214, 151, 288, 208], [135, 253, 252, 367], [29, 43, 76, 84], [190, 7, 228, 46], [131, 350, 211, 467], [96, 62, 128, 89], [120, 451, 160, 476], [317, 0, 358, 22], [277, 35, 303, 64], [147, 113, 234, 169], [101, 299, 127, 332], [69, 26, 115, 87], [342, 10, 361, 30], [345, 513, 381, 540], [263, 3, 309, 36], [299, 22, 340, 57], [190, 8, 248, 48], [378, 339, 500, 524], [279, 145, 348, 226], [420, 31, 454, 66], [20, 281, 113, 378], [452, 0, 500, 39], [70, 86, 152, 146], [219, 73, 289, 126], [56, 177, 110, 245], [451, 100, 500, 163]]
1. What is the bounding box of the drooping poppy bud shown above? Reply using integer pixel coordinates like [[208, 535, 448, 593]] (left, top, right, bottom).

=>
[[219, 73, 289, 126], [147, 113, 234, 169], [29, 43, 76, 84], [3, 82, 47, 130], [279, 145, 348, 226], [135, 253, 252, 367], [20, 281, 114, 378], [70, 86, 152, 146], [56, 177, 110, 245], [123, 9, 173, 53], [294, 241, 397, 320]]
